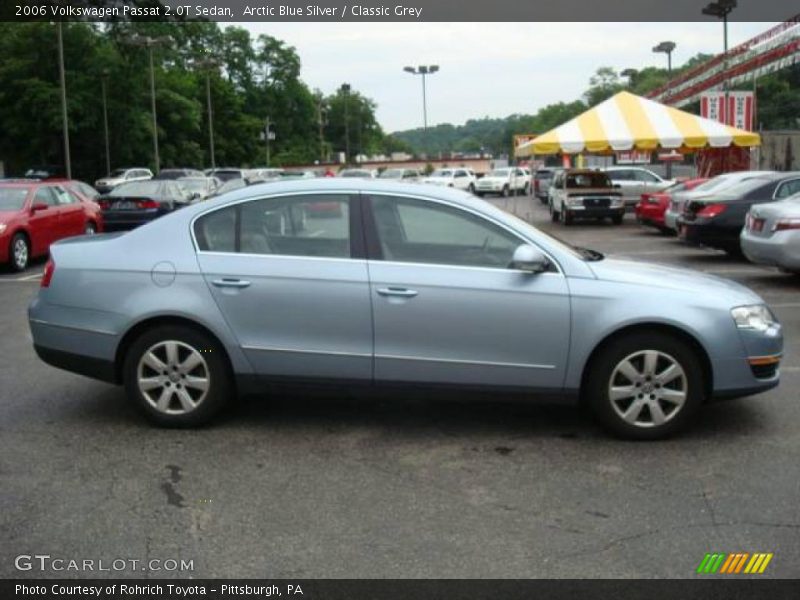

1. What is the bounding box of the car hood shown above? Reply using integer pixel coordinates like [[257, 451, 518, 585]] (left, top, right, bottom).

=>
[[565, 187, 621, 196], [588, 258, 762, 306], [0, 209, 24, 221]]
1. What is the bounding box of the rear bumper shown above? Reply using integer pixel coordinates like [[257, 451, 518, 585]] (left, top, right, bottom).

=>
[[677, 219, 739, 249], [635, 204, 666, 227], [34, 345, 117, 383], [741, 229, 800, 271]]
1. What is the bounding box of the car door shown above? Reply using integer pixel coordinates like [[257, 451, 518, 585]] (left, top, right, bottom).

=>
[[609, 169, 637, 204], [194, 192, 373, 380], [453, 169, 469, 190], [364, 193, 570, 389], [27, 186, 61, 254], [50, 185, 86, 238]]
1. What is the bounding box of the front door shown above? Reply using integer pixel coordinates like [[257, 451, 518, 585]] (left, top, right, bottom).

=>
[[27, 186, 61, 254], [194, 192, 373, 381], [364, 193, 571, 389]]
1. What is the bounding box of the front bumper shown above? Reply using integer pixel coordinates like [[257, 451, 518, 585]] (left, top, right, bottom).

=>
[[564, 206, 625, 219], [741, 229, 800, 272]]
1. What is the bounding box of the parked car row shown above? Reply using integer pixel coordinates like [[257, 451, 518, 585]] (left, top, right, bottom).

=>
[[631, 169, 800, 274]]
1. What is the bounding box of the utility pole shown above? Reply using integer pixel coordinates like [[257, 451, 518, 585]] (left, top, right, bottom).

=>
[[341, 83, 351, 162], [265, 116, 272, 166], [403, 65, 440, 157], [56, 22, 71, 179], [100, 68, 111, 175], [195, 56, 219, 169], [317, 96, 328, 163]]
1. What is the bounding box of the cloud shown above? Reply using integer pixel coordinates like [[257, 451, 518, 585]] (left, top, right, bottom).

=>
[[240, 22, 778, 132]]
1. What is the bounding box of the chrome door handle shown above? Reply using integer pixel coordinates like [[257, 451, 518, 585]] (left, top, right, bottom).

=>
[[377, 287, 418, 298], [212, 278, 251, 289]]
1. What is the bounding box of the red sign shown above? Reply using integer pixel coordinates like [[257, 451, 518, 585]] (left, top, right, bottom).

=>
[[700, 92, 755, 130]]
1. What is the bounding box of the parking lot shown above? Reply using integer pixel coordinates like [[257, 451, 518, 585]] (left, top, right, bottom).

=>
[[1, 195, 799, 579]]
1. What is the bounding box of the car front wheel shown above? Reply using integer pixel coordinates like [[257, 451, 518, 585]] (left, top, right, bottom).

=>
[[584, 332, 704, 439], [123, 325, 232, 427]]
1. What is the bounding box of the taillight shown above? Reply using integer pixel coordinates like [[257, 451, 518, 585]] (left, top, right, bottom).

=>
[[697, 203, 727, 218], [774, 218, 800, 232], [98, 200, 110, 209], [41, 258, 55, 288], [137, 199, 159, 209]]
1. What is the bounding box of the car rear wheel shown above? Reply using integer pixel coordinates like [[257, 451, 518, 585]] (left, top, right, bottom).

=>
[[85, 222, 97, 235], [611, 215, 623, 225], [549, 201, 559, 222], [501, 185, 509, 198], [560, 206, 573, 225], [123, 325, 232, 427], [9, 233, 29, 272], [584, 332, 704, 439]]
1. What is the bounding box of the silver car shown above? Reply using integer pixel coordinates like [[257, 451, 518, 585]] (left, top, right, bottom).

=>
[[741, 194, 800, 273], [28, 180, 783, 439]]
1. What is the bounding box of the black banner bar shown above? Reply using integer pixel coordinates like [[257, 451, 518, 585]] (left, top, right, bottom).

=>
[[2, 0, 798, 22], [4, 579, 800, 600]]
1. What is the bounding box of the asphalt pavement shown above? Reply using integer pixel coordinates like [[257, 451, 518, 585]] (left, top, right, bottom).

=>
[[1, 197, 798, 579]]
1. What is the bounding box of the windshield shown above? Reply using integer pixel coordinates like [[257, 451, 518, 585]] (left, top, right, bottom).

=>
[[380, 169, 403, 178], [218, 179, 247, 194], [489, 169, 511, 177], [431, 170, 453, 177], [535, 170, 553, 177], [108, 169, 128, 178], [109, 181, 162, 197], [178, 178, 208, 192], [340, 170, 370, 178], [566, 172, 611, 189], [716, 178, 771, 199], [0, 187, 30, 211]]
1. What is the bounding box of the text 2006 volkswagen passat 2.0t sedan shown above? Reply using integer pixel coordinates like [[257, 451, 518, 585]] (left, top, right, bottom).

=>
[[28, 179, 783, 439]]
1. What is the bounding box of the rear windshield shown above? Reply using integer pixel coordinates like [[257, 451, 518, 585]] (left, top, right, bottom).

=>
[[566, 172, 611, 189], [431, 170, 453, 177], [717, 178, 772, 198], [380, 169, 403, 178], [535, 170, 553, 177], [489, 169, 511, 177], [0, 187, 30, 210], [108, 181, 162, 196]]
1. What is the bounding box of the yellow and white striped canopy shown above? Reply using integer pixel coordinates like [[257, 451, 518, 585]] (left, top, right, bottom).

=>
[[516, 91, 760, 156]]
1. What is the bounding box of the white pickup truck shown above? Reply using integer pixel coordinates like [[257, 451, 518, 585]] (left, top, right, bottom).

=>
[[474, 167, 530, 197]]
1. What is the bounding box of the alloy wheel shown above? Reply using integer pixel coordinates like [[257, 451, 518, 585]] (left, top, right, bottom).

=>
[[12, 237, 28, 270], [137, 340, 210, 415], [608, 350, 687, 428]]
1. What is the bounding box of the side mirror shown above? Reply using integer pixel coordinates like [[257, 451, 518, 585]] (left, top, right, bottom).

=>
[[511, 244, 549, 273], [31, 202, 48, 212]]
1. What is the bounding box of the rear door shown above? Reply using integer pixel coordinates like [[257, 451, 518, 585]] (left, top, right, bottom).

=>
[[50, 185, 86, 238], [27, 186, 61, 254], [363, 193, 570, 389], [194, 192, 373, 381]]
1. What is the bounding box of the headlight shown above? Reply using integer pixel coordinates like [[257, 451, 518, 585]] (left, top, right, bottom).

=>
[[731, 305, 776, 332], [0, 223, 7, 234], [567, 197, 584, 206]]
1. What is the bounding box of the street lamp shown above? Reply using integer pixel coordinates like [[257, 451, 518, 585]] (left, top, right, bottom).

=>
[[702, 0, 737, 125], [653, 41, 677, 178], [195, 56, 219, 170], [56, 22, 71, 179], [316, 94, 328, 163], [621, 68, 638, 86], [100, 68, 111, 175], [340, 83, 351, 161], [122, 34, 170, 173], [403, 65, 439, 156]]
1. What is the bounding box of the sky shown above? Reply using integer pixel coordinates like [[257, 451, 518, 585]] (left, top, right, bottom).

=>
[[240, 22, 778, 133]]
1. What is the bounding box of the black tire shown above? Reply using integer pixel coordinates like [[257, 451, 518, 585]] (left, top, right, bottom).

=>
[[561, 207, 573, 226], [85, 221, 97, 235], [549, 202, 559, 222], [584, 332, 705, 440], [8, 232, 29, 272], [468, 183, 475, 194], [475, 192, 484, 198], [611, 214, 623, 225], [501, 185, 509, 198], [123, 325, 233, 427], [539, 195, 549, 205]]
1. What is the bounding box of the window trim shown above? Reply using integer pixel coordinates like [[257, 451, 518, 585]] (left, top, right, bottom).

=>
[[190, 190, 366, 260], [361, 192, 562, 274]]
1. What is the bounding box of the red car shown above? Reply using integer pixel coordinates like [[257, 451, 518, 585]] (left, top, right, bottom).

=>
[[0, 180, 103, 271], [635, 178, 708, 233]]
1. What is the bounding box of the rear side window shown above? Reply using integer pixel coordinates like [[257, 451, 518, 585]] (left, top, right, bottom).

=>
[[775, 179, 800, 199], [194, 194, 351, 259]]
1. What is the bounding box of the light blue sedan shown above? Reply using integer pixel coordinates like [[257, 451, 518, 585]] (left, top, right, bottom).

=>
[[28, 180, 783, 439]]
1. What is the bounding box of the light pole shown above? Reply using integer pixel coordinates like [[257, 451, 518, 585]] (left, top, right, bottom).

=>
[[100, 68, 111, 175], [403, 65, 439, 157], [702, 0, 737, 126], [264, 117, 274, 166], [621, 68, 638, 87], [340, 83, 351, 162], [56, 22, 71, 179], [195, 56, 219, 170], [123, 34, 170, 173], [652, 41, 676, 178], [316, 94, 328, 163]]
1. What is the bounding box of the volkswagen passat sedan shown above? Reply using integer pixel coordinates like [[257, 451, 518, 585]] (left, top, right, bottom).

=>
[[28, 180, 783, 439]]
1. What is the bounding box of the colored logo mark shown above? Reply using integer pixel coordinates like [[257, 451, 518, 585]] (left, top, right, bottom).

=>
[[696, 552, 773, 574]]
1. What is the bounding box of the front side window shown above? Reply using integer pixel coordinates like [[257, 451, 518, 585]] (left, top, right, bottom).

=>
[[775, 179, 800, 199], [34, 187, 58, 206], [370, 195, 522, 269], [195, 194, 351, 259], [635, 170, 660, 183]]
